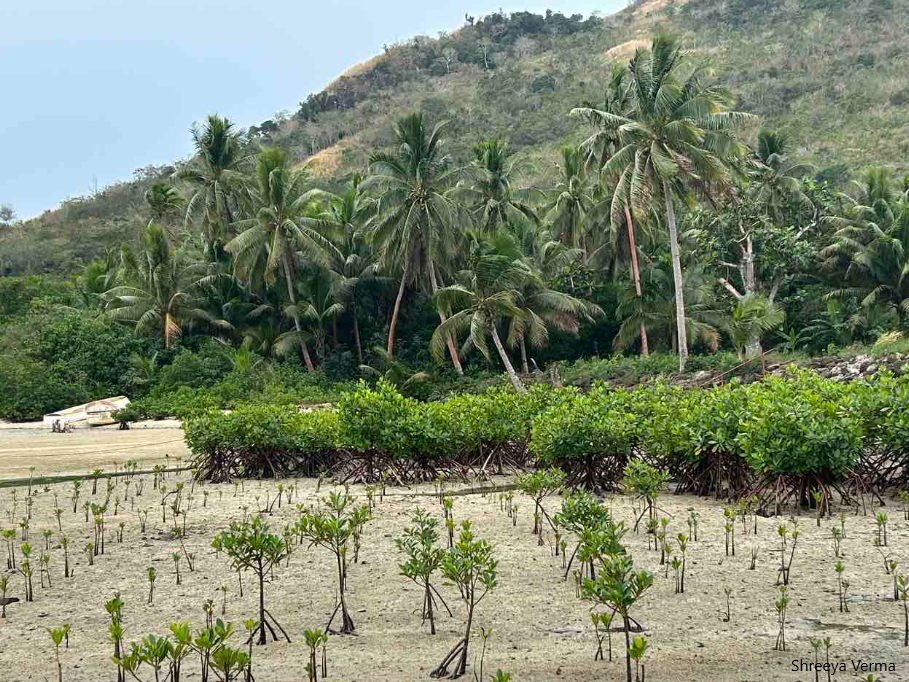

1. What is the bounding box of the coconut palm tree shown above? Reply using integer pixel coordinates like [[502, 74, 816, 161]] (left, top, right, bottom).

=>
[[103, 225, 208, 348], [613, 255, 720, 355], [747, 130, 814, 222], [174, 115, 246, 261], [431, 238, 542, 394], [454, 140, 542, 234], [542, 147, 600, 252], [591, 34, 754, 369], [144, 183, 185, 238], [363, 112, 463, 372], [225, 147, 335, 371], [720, 294, 785, 360], [308, 176, 379, 364]]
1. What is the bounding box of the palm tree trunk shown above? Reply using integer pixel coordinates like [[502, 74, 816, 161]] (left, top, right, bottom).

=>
[[663, 182, 688, 371], [430, 263, 464, 375], [491, 325, 526, 395], [352, 301, 363, 365], [282, 253, 315, 372], [387, 264, 409, 358], [624, 203, 649, 357], [519, 336, 530, 374]]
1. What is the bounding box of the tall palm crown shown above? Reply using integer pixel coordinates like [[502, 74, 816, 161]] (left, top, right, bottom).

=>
[[748, 130, 814, 221], [174, 115, 246, 260], [104, 225, 207, 348], [543, 146, 600, 251], [364, 113, 460, 288], [144, 183, 185, 235], [225, 147, 334, 370], [455, 140, 541, 234], [577, 33, 753, 369], [363, 113, 462, 366]]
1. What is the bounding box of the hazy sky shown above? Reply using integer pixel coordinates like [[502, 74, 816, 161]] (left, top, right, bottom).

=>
[[1, 1, 626, 219]]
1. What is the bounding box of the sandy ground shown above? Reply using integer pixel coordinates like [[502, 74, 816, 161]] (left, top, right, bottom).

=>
[[0, 424, 189, 480], [1, 462, 908, 682]]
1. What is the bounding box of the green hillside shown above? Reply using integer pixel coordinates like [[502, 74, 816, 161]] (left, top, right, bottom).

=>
[[2, 0, 907, 276]]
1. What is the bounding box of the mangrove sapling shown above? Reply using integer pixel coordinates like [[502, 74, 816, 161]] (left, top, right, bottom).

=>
[[554, 490, 615, 580], [774, 586, 789, 652], [173, 552, 183, 585], [582, 554, 653, 682], [167, 622, 193, 682], [671, 557, 681, 593], [629, 636, 647, 682], [304, 629, 328, 682], [54, 508, 63, 532], [85, 542, 94, 566], [147, 567, 157, 605], [889, 561, 899, 601], [61, 536, 70, 578], [511, 504, 519, 527], [875, 513, 889, 546], [677, 534, 688, 593], [430, 521, 498, 679], [623, 460, 669, 533], [809, 639, 823, 682], [106, 595, 125, 682], [396, 508, 452, 635], [835, 560, 847, 613], [823, 638, 834, 682], [723, 508, 735, 557], [91, 469, 103, 496], [687, 512, 699, 542], [472, 627, 493, 682], [215, 516, 291, 645], [831, 527, 842, 558], [0, 574, 10, 618], [48, 624, 71, 682], [592, 611, 613, 661], [43, 528, 52, 551], [897, 575, 908, 646], [3, 528, 17, 569], [40, 551, 52, 589], [873, 539, 893, 573], [21, 543, 34, 601], [516, 468, 566, 539], [221, 585, 228, 616], [645, 518, 658, 551], [723, 587, 732, 622], [296, 491, 371, 635]]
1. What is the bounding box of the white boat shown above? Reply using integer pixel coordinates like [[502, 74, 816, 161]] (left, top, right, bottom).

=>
[[43, 396, 130, 428]]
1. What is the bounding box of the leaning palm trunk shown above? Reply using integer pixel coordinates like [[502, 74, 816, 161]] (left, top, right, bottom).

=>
[[352, 301, 364, 365], [429, 264, 463, 375], [663, 183, 688, 371], [519, 336, 530, 374], [283, 254, 315, 372], [387, 265, 409, 358], [491, 326, 526, 395], [624, 204, 649, 357]]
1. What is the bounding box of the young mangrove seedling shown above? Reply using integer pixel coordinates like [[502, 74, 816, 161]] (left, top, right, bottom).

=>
[[430, 520, 497, 679], [809, 639, 822, 682], [875, 513, 889, 547], [591, 612, 613, 662], [834, 560, 847, 613], [214, 516, 291, 645], [516, 467, 566, 538], [48, 624, 71, 682], [623, 460, 669, 533], [896, 575, 908, 647], [723, 587, 732, 622], [396, 508, 452, 635], [629, 635, 648, 682], [687, 511, 699, 542], [831, 527, 842, 558], [583, 553, 653, 682], [304, 628, 328, 682], [773, 586, 789, 651], [0, 574, 12, 618], [147, 567, 156, 605], [723, 507, 735, 557], [295, 491, 371, 635], [172, 552, 182, 586], [21, 543, 34, 601]]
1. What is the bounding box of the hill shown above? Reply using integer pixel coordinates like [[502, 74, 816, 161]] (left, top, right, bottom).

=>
[[2, 0, 908, 276]]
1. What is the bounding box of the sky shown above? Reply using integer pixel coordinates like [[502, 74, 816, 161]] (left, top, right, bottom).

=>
[[0, 1, 626, 220]]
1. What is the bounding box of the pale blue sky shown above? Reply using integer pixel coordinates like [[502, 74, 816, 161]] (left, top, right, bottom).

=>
[[1, 1, 625, 219]]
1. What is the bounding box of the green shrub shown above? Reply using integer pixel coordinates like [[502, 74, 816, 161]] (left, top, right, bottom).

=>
[[530, 385, 636, 489], [735, 376, 863, 478], [0, 354, 91, 422]]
